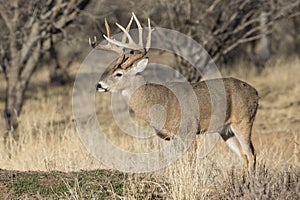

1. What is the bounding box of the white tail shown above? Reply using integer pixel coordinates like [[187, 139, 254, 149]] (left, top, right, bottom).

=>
[[91, 13, 259, 172]]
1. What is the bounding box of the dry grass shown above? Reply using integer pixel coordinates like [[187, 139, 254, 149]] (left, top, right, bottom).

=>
[[0, 58, 299, 199]]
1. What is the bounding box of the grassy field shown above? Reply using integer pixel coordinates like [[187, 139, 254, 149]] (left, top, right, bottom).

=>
[[0, 57, 299, 199]]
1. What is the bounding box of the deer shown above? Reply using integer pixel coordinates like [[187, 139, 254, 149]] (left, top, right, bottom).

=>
[[90, 13, 259, 172]]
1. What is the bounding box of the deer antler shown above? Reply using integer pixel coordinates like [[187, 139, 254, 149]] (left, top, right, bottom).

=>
[[89, 13, 153, 56], [89, 18, 124, 56]]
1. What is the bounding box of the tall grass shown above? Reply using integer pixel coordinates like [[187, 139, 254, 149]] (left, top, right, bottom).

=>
[[0, 58, 299, 198]]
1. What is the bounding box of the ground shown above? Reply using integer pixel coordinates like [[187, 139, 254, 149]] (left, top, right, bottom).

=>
[[0, 57, 299, 199]]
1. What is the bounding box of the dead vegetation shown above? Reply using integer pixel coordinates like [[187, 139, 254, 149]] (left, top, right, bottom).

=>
[[0, 58, 299, 198]]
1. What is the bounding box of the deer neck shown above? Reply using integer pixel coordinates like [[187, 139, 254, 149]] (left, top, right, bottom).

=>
[[121, 74, 146, 98]]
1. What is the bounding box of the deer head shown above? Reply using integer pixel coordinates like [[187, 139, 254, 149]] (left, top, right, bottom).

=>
[[90, 13, 153, 95]]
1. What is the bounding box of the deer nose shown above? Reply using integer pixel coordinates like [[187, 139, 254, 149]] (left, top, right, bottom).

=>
[[96, 82, 109, 92], [96, 82, 102, 90]]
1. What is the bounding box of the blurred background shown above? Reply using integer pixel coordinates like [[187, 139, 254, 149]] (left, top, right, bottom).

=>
[[0, 0, 299, 132], [0, 0, 299, 198], [0, 0, 299, 175]]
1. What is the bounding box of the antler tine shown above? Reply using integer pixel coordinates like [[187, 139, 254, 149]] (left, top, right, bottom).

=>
[[104, 18, 111, 38], [115, 22, 140, 49], [90, 14, 152, 56], [89, 18, 111, 49], [146, 18, 153, 51], [89, 19, 124, 55], [121, 16, 134, 43], [132, 12, 143, 47], [88, 36, 97, 48]]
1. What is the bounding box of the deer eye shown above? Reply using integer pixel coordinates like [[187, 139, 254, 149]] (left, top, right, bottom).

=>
[[113, 71, 124, 78]]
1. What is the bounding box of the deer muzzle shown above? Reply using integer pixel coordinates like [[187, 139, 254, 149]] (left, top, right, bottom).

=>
[[96, 82, 109, 92]]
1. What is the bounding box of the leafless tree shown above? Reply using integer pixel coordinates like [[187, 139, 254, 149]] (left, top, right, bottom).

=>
[[156, 0, 300, 81], [0, 0, 90, 131]]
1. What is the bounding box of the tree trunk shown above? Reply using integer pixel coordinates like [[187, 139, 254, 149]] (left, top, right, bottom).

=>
[[258, 7, 271, 68], [3, 37, 41, 131], [49, 36, 68, 85], [0, 0, 90, 132], [4, 80, 27, 130]]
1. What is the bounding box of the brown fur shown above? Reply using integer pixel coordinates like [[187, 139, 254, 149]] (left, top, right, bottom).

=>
[[127, 78, 259, 172], [95, 14, 259, 172]]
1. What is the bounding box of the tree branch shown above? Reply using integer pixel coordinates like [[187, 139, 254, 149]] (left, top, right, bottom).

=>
[[20, 22, 42, 66], [0, 6, 14, 34], [20, 41, 41, 83]]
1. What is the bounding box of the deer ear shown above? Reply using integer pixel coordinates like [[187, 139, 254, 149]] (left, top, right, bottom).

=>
[[130, 58, 148, 74]]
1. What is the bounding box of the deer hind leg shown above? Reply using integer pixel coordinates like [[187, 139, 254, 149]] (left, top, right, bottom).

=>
[[230, 122, 256, 173], [219, 126, 245, 164], [155, 128, 174, 141]]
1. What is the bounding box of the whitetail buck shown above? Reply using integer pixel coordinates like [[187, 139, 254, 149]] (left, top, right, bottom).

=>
[[90, 13, 259, 172]]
